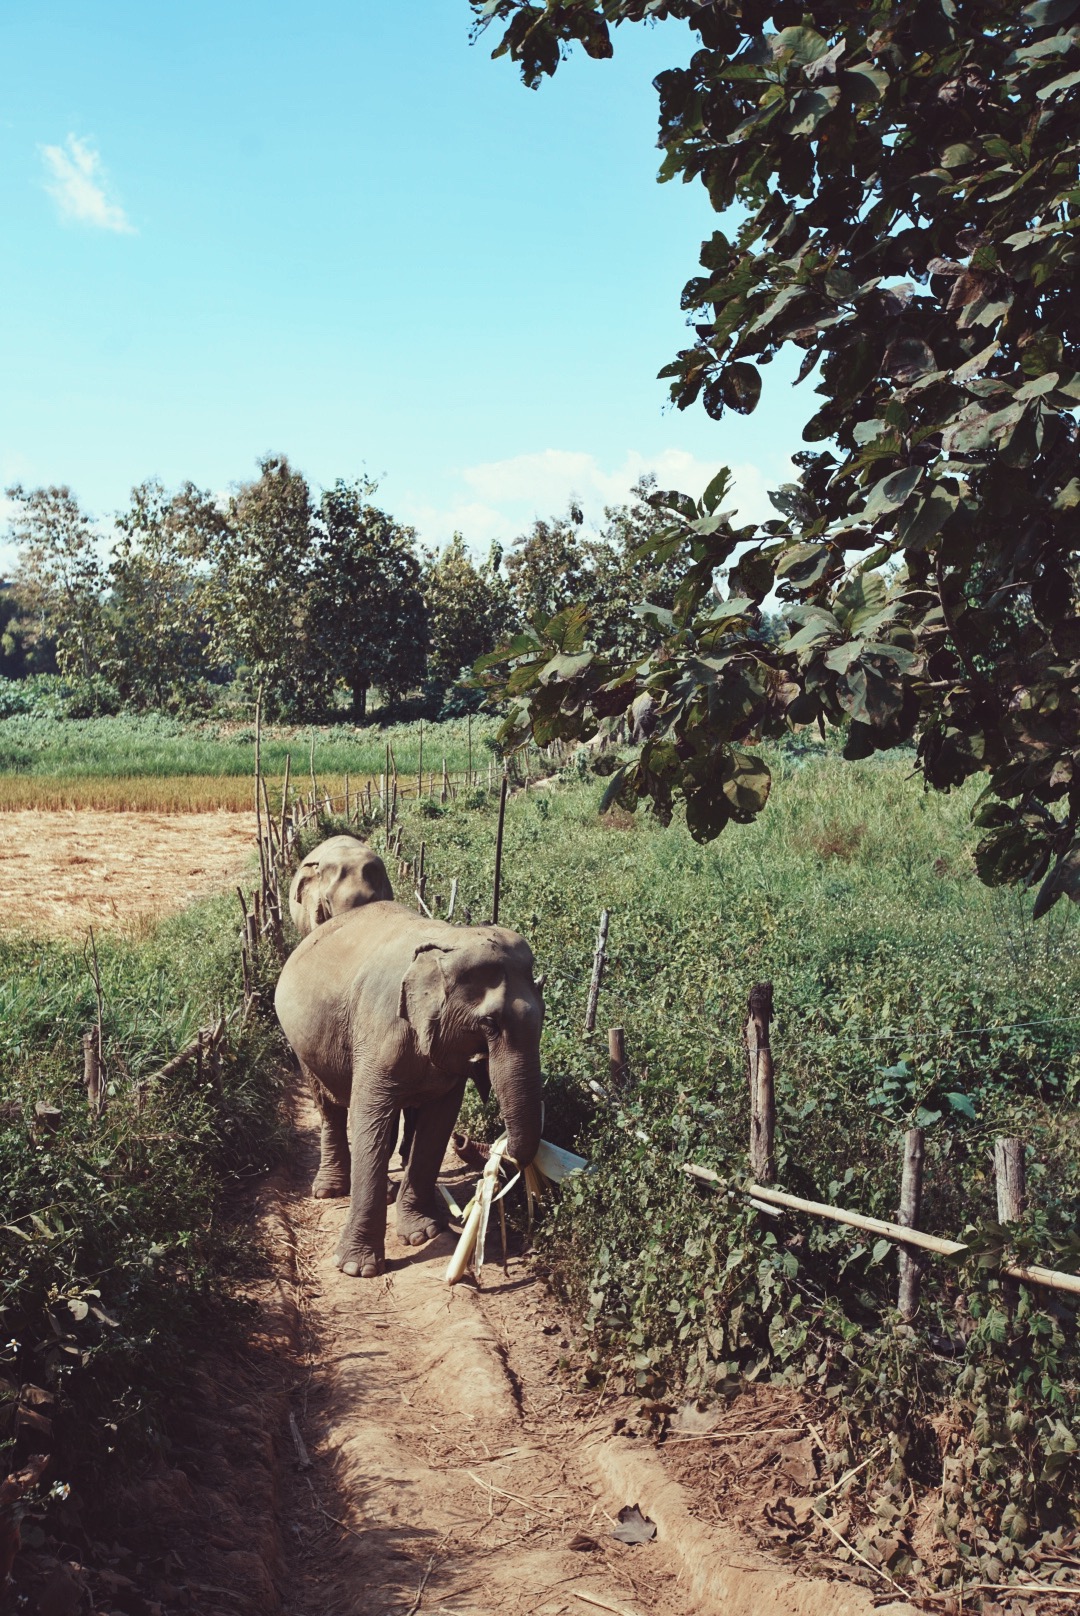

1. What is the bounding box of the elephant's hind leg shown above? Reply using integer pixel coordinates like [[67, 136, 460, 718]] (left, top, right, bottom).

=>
[[305, 1063, 351, 1200], [335, 1078, 398, 1279]]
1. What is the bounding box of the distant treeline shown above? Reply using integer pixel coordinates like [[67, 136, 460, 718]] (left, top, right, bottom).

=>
[[0, 457, 690, 722]]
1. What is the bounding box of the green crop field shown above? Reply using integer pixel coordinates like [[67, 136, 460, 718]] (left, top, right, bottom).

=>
[[0, 711, 500, 809]]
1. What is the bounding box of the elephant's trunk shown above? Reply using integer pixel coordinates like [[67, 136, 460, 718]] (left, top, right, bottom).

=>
[[489, 1049, 542, 1169]]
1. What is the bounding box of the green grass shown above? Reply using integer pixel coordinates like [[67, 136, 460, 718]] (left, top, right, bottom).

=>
[[364, 743, 1080, 1587], [0, 711, 500, 780], [0, 897, 289, 1502]]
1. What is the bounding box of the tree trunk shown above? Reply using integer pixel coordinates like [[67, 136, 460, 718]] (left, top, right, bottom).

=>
[[351, 680, 368, 721]]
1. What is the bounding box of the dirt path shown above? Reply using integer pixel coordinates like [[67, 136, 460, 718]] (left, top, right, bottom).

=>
[[247, 1095, 912, 1616], [278, 1094, 691, 1616]]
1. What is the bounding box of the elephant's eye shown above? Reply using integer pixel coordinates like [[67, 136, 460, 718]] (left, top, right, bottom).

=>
[[479, 1014, 499, 1036]]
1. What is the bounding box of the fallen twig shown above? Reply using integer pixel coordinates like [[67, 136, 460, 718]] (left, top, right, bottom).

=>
[[813, 1448, 881, 1502], [288, 1410, 312, 1471], [811, 1507, 907, 1597], [571, 1592, 642, 1616], [663, 1425, 803, 1443], [402, 1553, 438, 1616], [463, 1471, 562, 1516]]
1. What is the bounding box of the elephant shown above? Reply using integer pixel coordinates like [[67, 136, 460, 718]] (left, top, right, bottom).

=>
[[274, 902, 544, 1278], [288, 835, 394, 936]]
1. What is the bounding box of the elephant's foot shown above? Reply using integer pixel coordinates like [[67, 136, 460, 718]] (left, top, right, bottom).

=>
[[333, 1233, 384, 1279], [312, 1163, 350, 1200], [395, 1191, 450, 1248]]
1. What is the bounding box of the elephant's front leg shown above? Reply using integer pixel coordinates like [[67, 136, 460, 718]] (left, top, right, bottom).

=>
[[396, 1079, 467, 1248], [335, 1082, 399, 1279], [305, 1062, 350, 1200]]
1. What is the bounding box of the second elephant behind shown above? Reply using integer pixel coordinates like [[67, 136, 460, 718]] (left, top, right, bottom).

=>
[[289, 835, 393, 936]]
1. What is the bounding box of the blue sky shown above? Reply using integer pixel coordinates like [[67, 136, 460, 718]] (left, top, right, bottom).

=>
[[0, 2, 808, 569]]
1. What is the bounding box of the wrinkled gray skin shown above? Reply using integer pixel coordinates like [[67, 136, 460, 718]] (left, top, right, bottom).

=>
[[275, 903, 544, 1278], [288, 835, 394, 936]]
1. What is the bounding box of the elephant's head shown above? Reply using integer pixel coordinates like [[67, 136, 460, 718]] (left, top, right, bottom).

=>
[[289, 835, 394, 937], [398, 927, 544, 1168]]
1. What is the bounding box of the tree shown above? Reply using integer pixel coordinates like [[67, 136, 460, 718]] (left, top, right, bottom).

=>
[[5, 485, 107, 692], [108, 480, 215, 711], [423, 534, 512, 699], [307, 480, 428, 719], [473, 0, 1080, 914], [504, 512, 592, 625], [580, 477, 682, 662], [203, 456, 317, 716]]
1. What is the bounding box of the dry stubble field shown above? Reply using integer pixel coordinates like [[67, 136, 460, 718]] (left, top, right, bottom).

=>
[[0, 807, 255, 937]]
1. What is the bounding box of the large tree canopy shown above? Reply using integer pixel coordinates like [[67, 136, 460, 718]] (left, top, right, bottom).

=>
[[472, 0, 1080, 914]]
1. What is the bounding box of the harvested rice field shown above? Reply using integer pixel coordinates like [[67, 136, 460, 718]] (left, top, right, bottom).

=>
[[0, 808, 255, 937]]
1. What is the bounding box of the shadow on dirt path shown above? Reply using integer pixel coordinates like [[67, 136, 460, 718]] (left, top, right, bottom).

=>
[[277, 1090, 689, 1616]]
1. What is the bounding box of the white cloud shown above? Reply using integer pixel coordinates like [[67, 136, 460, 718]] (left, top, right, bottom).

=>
[[406, 447, 792, 555], [41, 135, 135, 234]]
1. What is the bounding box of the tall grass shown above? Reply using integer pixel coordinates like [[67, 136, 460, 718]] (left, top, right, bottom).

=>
[[0, 897, 288, 1498], [0, 711, 498, 780]]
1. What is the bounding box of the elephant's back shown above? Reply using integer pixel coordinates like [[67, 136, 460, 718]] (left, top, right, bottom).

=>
[[275, 902, 442, 1056]]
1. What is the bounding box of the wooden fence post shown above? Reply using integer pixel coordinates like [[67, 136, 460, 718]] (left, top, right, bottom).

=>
[[82, 1028, 102, 1114], [492, 771, 509, 924], [746, 982, 775, 1185], [897, 1127, 925, 1320], [447, 876, 459, 920], [584, 910, 610, 1034], [608, 1026, 627, 1090], [995, 1137, 1027, 1307], [279, 753, 291, 855]]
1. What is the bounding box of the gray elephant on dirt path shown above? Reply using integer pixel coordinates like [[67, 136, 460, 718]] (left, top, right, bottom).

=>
[[288, 835, 393, 936], [274, 903, 544, 1277]]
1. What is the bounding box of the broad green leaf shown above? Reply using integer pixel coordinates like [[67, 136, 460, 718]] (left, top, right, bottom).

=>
[[720, 748, 771, 820], [862, 466, 923, 523], [539, 650, 593, 684], [896, 482, 959, 551], [718, 361, 761, 415]]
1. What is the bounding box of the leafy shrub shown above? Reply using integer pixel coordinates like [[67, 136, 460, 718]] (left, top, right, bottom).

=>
[[0, 899, 288, 1499]]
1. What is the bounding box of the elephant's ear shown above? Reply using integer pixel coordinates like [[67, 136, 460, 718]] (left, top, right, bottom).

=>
[[399, 942, 450, 1058], [291, 863, 322, 931]]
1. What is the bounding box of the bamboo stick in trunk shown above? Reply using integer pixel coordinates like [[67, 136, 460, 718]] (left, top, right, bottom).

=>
[[279, 753, 291, 857], [995, 1137, 1026, 1308], [608, 1027, 627, 1091], [83, 1028, 102, 1113]]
